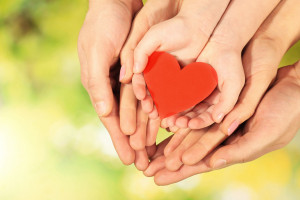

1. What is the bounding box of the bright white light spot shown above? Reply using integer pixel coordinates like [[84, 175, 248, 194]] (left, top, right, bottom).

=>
[[175, 175, 201, 190], [221, 184, 253, 200], [96, 127, 118, 158]]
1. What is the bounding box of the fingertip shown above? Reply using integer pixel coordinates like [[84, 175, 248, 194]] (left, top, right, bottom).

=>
[[120, 151, 136, 166], [133, 53, 148, 74], [132, 73, 147, 100], [149, 107, 159, 119], [212, 111, 225, 123], [130, 137, 146, 151], [141, 96, 154, 113], [188, 118, 204, 129], [167, 117, 176, 127], [95, 101, 113, 117], [135, 160, 149, 171], [175, 116, 189, 128], [165, 156, 182, 172], [154, 170, 170, 186], [182, 151, 197, 166], [120, 124, 136, 135]]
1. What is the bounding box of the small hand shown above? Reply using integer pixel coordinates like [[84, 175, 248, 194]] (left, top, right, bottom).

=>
[[120, 0, 231, 118]]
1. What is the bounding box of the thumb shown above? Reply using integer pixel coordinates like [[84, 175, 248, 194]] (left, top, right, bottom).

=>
[[208, 132, 264, 169], [85, 47, 115, 117]]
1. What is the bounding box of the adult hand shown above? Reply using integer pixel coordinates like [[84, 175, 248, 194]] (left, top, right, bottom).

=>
[[147, 62, 300, 185], [77, 0, 143, 164]]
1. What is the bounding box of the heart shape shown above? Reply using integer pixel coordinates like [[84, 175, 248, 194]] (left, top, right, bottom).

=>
[[144, 51, 218, 119]]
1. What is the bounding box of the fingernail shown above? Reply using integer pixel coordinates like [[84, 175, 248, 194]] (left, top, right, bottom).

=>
[[119, 65, 126, 81], [95, 101, 106, 116], [133, 62, 140, 73], [216, 113, 225, 123], [228, 120, 240, 136], [213, 159, 227, 169]]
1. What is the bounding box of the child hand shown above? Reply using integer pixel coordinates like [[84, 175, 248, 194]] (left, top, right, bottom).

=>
[[120, 0, 231, 119], [163, 0, 281, 130]]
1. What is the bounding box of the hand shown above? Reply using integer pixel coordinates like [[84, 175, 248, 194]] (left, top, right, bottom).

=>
[[77, 0, 143, 164], [147, 62, 300, 185], [165, 0, 281, 129], [121, 0, 281, 132], [157, 0, 300, 172], [143, 0, 300, 185], [120, 0, 184, 118]]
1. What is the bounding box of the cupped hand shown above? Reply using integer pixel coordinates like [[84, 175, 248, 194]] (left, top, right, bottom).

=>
[[166, 0, 281, 129], [77, 0, 143, 164]]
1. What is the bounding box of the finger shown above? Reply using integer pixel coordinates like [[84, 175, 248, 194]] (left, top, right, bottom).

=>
[[160, 118, 169, 129], [164, 128, 191, 156], [166, 114, 181, 128], [207, 131, 264, 169], [120, 12, 150, 83], [141, 95, 154, 113], [134, 149, 149, 171], [129, 102, 148, 150], [169, 126, 179, 133], [132, 73, 147, 100], [165, 128, 206, 171], [210, 54, 245, 123], [144, 136, 173, 176], [154, 160, 211, 186], [133, 24, 164, 73], [175, 111, 198, 128], [86, 46, 115, 117], [148, 106, 159, 119], [146, 117, 160, 146], [120, 83, 137, 135], [100, 100, 135, 165], [181, 124, 228, 165], [188, 106, 215, 129], [151, 136, 172, 160], [144, 156, 166, 177], [120, 0, 179, 82]]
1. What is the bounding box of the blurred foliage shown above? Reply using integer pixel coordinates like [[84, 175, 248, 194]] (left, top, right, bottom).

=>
[[0, 0, 300, 200]]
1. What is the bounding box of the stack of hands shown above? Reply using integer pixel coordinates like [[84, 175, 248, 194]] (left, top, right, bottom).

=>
[[78, 0, 300, 185]]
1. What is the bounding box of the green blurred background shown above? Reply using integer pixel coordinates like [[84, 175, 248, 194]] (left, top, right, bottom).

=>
[[0, 0, 300, 200]]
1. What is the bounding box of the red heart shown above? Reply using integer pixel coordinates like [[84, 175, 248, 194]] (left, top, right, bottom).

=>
[[144, 51, 218, 119]]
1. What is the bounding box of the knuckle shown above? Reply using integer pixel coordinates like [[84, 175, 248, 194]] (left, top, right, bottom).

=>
[[87, 77, 100, 93]]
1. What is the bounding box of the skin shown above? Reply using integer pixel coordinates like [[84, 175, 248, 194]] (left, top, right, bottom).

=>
[[141, 0, 300, 185], [161, 0, 300, 172], [77, 0, 143, 165], [145, 62, 300, 185], [120, 0, 281, 135]]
